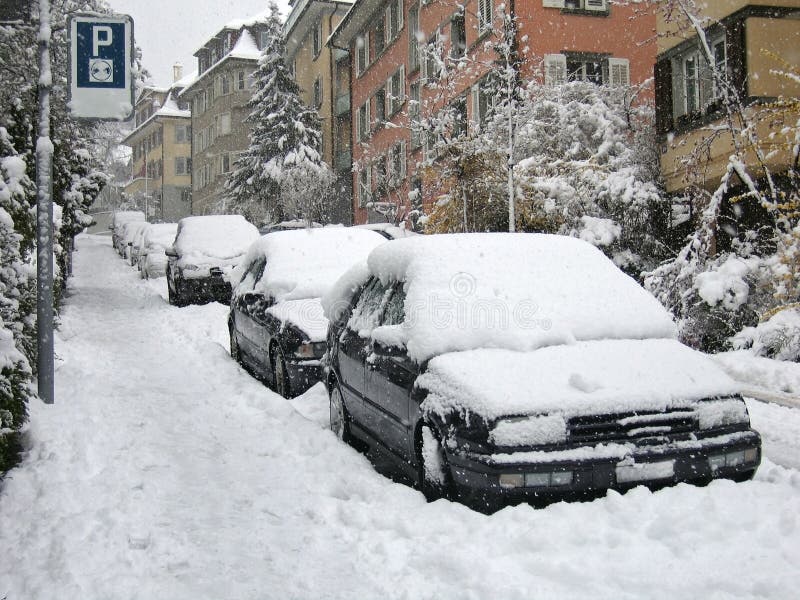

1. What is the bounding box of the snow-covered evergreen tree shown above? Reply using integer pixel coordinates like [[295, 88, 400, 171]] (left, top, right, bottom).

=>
[[0, 127, 35, 475], [224, 2, 334, 225]]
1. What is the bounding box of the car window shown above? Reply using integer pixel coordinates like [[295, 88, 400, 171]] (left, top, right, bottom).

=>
[[348, 277, 391, 336], [381, 285, 405, 326]]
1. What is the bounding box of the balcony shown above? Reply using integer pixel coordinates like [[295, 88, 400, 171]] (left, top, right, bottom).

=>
[[335, 93, 350, 116]]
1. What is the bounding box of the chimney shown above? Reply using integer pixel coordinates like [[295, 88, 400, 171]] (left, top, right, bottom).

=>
[[173, 62, 183, 83]]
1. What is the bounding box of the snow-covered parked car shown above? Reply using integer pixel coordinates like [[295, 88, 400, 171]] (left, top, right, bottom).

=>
[[322, 233, 762, 511], [110, 210, 145, 255], [166, 215, 259, 306], [120, 220, 149, 262], [354, 222, 418, 240], [128, 222, 151, 267], [229, 227, 386, 398], [138, 222, 178, 279]]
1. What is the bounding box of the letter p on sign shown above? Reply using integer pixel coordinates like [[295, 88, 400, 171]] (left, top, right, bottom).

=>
[[92, 26, 113, 56]]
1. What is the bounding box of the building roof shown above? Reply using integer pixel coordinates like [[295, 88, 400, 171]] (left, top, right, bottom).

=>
[[122, 91, 190, 146], [328, 0, 380, 48], [284, 0, 353, 59]]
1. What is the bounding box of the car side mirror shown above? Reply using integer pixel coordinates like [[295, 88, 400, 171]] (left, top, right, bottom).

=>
[[165, 246, 178, 258]]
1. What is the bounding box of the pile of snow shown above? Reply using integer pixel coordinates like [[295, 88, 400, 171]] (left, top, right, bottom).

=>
[[695, 255, 754, 311], [174, 215, 259, 274], [336, 233, 677, 363], [732, 307, 800, 361], [418, 338, 741, 421], [233, 228, 386, 302]]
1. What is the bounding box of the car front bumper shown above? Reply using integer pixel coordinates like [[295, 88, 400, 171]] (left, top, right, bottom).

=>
[[447, 429, 761, 508]]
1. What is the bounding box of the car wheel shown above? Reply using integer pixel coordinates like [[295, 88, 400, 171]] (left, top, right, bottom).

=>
[[272, 346, 292, 399], [418, 423, 453, 502], [229, 323, 241, 363], [168, 280, 186, 307], [329, 382, 352, 443]]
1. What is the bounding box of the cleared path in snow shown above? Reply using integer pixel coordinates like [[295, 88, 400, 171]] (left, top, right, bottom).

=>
[[1, 234, 799, 600]]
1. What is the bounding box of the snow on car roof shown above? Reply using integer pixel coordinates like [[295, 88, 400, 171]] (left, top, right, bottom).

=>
[[364, 233, 677, 362], [418, 338, 741, 421], [143, 223, 178, 250], [174, 215, 259, 262], [234, 227, 386, 302], [111, 211, 144, 228]]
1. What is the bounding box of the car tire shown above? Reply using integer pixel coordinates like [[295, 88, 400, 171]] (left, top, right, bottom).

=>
[[272, 346, 292, 399], [229, 323, 241, 363], [418, 423, 453, 502], [168, 280, 186, 307], [329, 382, 352, 443]]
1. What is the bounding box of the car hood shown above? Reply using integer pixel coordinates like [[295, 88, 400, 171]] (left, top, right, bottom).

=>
[[416, 338, 742, 421], [266, 298, 327, 342]]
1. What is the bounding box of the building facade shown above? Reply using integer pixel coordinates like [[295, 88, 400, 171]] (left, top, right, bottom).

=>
[[330, 0, 657, 225], [180, 15, 272, 215], [122, 69, 193, 222], [284, 0, 355, 224]]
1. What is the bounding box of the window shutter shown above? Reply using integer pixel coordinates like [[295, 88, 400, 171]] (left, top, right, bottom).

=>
[[654, 57, 673, 134], [608, 58, 630, 86], [398, 0, 404, 32], [365, 31, 370, 67], [470, 84, 481, 131], [727, 19, 746, 100], [544, 54, 566, 86], [542, 0, 565, 7], [399, 140, 407, 178], [585, 0, 606, 11]]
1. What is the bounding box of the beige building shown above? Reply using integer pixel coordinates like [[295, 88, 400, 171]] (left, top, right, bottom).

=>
[[179, 15, 272, 215], [284, 0, 355, 223], [122, 68, 193, 222], [655, 1, 800, 195]]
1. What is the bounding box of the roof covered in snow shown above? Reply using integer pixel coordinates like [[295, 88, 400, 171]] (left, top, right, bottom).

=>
[[325, 233, 677, 363], [233, 227, 386, 303]]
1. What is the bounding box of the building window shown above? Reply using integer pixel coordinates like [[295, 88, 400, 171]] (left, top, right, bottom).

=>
[[220, 153, 231, 174], [175, 124, 189, 143], [374, 87, 386, 126], [260, 31, 269, 49], [471, 77, 496, 130], [671, 34, 725, 121], [358, 167, 372, 207], [312, 20, 322, 57], [237, 70, 246, 91], [221, 74, 230, 95], [545, 0, 608, 11], [373, 157, 387, 201], [567, 56, 604, 84], [356, 32, 370, 76], [450, 13, 466, 59], [410, 82, 421, 148], [608, 58, 630, 87], [387, 0, 403, 40], [374, 15, 386, 56], [451, 96, 467, 138], [546, 54, 628, 87], [389, 141, 406, 186], [423, 35, 441, 83], [217, 112, 231, 136], [357, 100, 370, 142], [478, 0, 493, 33], [313, 77, 323, 108], [409, 4, 420, 72], [387, 66, 405, 116], [223, 32, 232, 55], [175, 156, 190, 175]]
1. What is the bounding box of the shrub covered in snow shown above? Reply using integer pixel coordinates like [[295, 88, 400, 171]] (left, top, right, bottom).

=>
[[732, 307, 800, 361]]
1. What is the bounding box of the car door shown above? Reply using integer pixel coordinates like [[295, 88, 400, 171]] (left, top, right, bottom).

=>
[[337, 277, 390, 431], [364, 284, 417, 462], [231, 257, 266, 362]]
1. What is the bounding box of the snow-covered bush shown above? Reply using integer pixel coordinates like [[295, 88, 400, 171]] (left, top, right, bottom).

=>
[[732, 308, 800, 362]]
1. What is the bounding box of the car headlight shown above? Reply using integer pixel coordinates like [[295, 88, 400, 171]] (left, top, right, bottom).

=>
[[697, 396, 750, 430], [294, 342, 327, 359], [490, 414, 567, 447]]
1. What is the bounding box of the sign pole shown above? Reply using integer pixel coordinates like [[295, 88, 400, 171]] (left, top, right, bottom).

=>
[[36, 0, 54, 404]]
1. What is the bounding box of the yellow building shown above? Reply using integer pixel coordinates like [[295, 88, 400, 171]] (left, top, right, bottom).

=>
[[655, 1, 800, 195], [284, 0, 354, 223], [122, 66, 193, 221]]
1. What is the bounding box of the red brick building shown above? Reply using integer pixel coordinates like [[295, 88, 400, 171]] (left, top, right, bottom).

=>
[[330, 0, 656, 226]]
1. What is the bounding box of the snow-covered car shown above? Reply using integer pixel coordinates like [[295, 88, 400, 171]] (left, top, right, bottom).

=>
[[166, 215, 259, 306], [322, 233, 762, 511], [354, 222, 418, 240], [229, 227, 386, 398], [258, 220, 323, 235], [110, 211, 145, 255], [120, 220, 149, 262], [138, 222, 178, 279], [128, 223, 151, 267]]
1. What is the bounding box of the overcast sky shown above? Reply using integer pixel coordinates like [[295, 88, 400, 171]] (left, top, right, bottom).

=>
[[106, 0, 291, 87]]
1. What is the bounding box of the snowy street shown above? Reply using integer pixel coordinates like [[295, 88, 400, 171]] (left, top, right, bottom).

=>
[[1, 234, 800, 599]]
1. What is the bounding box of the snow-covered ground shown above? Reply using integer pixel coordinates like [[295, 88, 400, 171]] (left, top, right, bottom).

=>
[[1, 234, 799, 599]]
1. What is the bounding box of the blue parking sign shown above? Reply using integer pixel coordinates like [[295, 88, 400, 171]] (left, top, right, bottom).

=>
[[75, 21, 126, 89], [68, 14, 134, 120]]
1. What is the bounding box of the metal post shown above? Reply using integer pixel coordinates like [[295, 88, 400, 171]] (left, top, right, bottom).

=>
[[36, 0, 54, 404]]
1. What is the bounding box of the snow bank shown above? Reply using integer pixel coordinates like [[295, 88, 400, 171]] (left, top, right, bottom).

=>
[[732, 307, 800, 361], [234, 228, 385, 302], [364, 233, 677, 362], [713, 349, 800, 396], [174, 215, 259, 271], [418, 338, 741, 421]]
